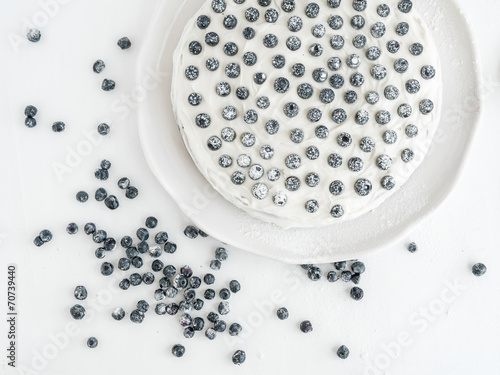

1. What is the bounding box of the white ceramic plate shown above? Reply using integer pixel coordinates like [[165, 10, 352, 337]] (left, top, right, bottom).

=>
[[137, 0, 481, 264]]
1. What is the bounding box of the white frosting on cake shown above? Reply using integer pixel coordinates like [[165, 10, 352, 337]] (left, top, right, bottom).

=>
[[171, 0, 442, 228]]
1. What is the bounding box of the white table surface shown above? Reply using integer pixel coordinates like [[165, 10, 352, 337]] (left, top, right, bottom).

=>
[[1, 1, 499, 374]]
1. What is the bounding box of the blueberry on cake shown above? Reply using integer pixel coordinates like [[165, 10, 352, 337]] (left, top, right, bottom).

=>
[[171, 0, 442, 228]]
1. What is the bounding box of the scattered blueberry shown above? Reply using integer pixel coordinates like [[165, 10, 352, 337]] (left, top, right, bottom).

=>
[[101, 79, 115, 91], [104, 195, 119, 210], [87, 337, 98, 349], [407, 242, 418, 253], [277, 307, 289, 320], [112, 307, 125, 320], [125, 186, 139, 199], [341, 270, 352, 282], [97, 123, 110, 136], [130, 309, 145, 323], [300, 320, 313, 333], [307, 267, 323, 281], [230, 349, 247, 366], [210, 260, 222, 271], [33, 236, 44, 247], [117, 37, 131, 50], [337, 345, 350, 359], [52, 121, 65, 132], [25, 117, 37, 128], [327, 271, 339, 282], [350, 287, 364, 300], [472, 263, 487, 277], [70, 304, 86, 320], [39, 229, 53, 243], [26, 28, 41, 43], [93, 60, 105, 73], [100, 262, 114, 276], [74, 285, 87, 300]]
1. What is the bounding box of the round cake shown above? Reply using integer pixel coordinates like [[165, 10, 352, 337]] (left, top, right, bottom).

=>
[[171, 0, 442, 228]]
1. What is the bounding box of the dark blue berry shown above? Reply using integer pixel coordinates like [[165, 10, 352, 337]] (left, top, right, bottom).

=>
[[131, 256, 143, 268], [228, 323, 242, 336], [197, 15, 210, 29], [70, 304, 86, 320], [218, 301, 230, 315], [188, 41, 202, 55], [119, 278, 130, 290], [25, 117, 37, 128], [74, 285, 87, 300], [210, 260, 221, 270], [277, 307, 289, 320], [307, 267, 323, 281], [204, 273, 215, 285], [219, 288, 231, 300], [125, 186, 139, 199], [52, 121, 65, 132], [351, 261, 365, 274], [130, 309, 145, 323], [137, 241, 149, 254], [129, 273, 142, 286], [472, 263, 487, 276], [337, 345, 350, 359], [136, 300, 149, 313], [207, 312, 219, 323], [94, 187, 107, 202], [118, 258, 131, 271], [117, 37, 131, 50], [143, 272, 155, 285], [214, 320, 227, 332], [223, 14, 238, 29], [164, 241, 177, 254], [112, 307, 125, 320], [104, 195, 119, 210], [204, 289, 215, 300], [27, 28, 41, 42], [102, 79, 115, 91], [300, 320, 313, 333], [100, 262, 114, 276], [24, 105, 37, 117], [136, 228, 149, 241], [232, 350, 246, 365], [163, 265, 176, 277], [341, 270, 352, 282], [87, 337, 98, 348], [93, 60, 105, 73], [327, 271, 339, 282], [281, 0, 295, 12], [166, 303, 179, 315], [33, 236, 45, 247], [39, 229, 53, 242], [189, 276, 202, 289], [242, 27, 255, 40], [350, 286, 364, 300], [205, 327, 217, 340], [193, 299, 204, 311], [103, 237, 116, 251], [184, 225, 198, 239]]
